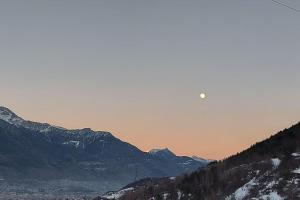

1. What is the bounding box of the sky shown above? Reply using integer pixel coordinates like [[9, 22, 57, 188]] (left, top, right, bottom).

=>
[[1, 0, 300, 159]]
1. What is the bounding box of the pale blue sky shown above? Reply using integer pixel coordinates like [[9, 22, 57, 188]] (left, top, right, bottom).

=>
[[1, 0, 300, 159]]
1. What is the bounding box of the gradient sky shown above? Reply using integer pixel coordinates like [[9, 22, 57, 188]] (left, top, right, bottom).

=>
[[1, 1, 300, 159]]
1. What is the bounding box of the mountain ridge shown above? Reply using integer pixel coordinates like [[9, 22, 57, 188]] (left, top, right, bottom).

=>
[[97, 122, 300, 200], [0, 106, 209, 199]]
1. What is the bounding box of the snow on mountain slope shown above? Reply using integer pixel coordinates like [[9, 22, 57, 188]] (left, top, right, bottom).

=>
[[293, 167, 300, 174], [271, 158, 281, 168], [0, 106, 66, 133], [0, 106, 24, 125], [0, 106, 209, 199], [94, 122, 300, 200], [149, 148, 209, 169], [149, 148, 177, 158], [226, 178, 257, 200], [101, 188, 134, 200], [191, 156, 214, 164]]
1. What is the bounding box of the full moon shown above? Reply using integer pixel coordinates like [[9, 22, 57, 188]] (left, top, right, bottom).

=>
[[200, 93, 206, 99]]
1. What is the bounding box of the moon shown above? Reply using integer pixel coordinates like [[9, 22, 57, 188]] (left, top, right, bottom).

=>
[[200, 93, 206, 99]]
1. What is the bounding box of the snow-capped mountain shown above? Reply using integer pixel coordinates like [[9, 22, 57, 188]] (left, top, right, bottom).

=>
[[149, 148, 177, 159], [149, 148, 213, 165], [0, 106, 208, 199], [95, 122, 300, 200], [0, 106, 66, 133], [148, 148, 210, 173], [191, 156, 215, 164]]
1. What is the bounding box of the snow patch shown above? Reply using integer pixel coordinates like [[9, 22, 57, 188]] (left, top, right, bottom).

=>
[[0, 107, 67, 133], [162, 193, 169, 199], [191, 156, 213, 164], [266, 181, 276, 189], [177, 190, 182, 199], [271, 158, 281, 168], [102, 187, 134, 199], [292, 167, 300, 174], [0, 107, 24, 126], [226, 178, 257, 200], [289, 178, 299, 185], [63, 140, 80, 148], [292, 152, 300, 158], [261, 191, 284, 200], [181, 160, 193, 165]]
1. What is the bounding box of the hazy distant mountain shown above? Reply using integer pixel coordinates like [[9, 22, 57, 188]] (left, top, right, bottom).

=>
[[191, 156, 215, 164], [96, 122, 300, 200], [0, 106, 208, 199]]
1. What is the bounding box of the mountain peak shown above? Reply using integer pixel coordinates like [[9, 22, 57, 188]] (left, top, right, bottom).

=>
[[0, 106, 109, 136], [0, 106, 13, 112], [149, 148, 176, 157], [0, 106, 24, 125], [191, 156, 214, 163], [0, 106, 18, 116], [0, 106, 60, 133]]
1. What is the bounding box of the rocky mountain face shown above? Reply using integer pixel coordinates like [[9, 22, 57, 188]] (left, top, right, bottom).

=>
[[96, 122, 300, 200], [0, 106, 207, 199]]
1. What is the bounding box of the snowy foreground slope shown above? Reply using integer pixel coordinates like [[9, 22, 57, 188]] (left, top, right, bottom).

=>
[[0, 106, 208, 199], [95, 123, 300, 200]]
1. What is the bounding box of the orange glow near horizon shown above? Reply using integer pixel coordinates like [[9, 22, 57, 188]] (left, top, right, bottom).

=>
[[4, 103, 299, 160], [1, 1, 300, 161]]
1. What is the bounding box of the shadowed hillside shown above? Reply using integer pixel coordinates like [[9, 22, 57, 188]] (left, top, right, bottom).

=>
[[0, 106, 207, 199], [97, 122, 300, 200]]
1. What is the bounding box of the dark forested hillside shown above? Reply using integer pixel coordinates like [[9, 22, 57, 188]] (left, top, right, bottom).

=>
[[99, 122, 300, 200]]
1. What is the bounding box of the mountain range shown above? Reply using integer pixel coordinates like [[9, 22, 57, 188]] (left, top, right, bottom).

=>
[[96, 122, 300, 200], [0, 106, 208, 199]]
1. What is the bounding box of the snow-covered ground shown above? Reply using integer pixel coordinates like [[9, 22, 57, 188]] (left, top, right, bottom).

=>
[[102, 187, 134, 199], [226, 178, 257, 200], [260, 191, 284, 200]]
